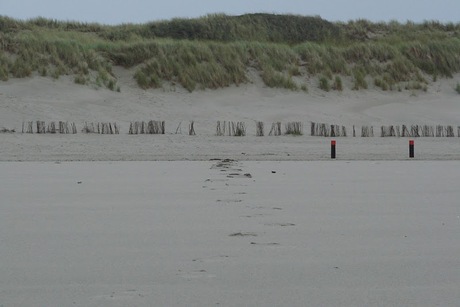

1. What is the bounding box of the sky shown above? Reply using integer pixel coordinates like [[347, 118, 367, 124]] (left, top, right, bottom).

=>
[[1, 0, 459, 25]]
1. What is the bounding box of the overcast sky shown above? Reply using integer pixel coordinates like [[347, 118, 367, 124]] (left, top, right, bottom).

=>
[[1, 0, 459, 25]]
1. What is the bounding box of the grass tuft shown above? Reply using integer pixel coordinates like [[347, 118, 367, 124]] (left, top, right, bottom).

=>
[[262, 66, 298, 90], [74, 74, 87, 85], [374, 78, 389, 91], [319, 76, 330, 91], [332, 76, 343, 91], [352, 68, 368, 90]]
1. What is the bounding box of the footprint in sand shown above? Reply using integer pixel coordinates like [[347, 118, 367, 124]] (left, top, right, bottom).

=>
[[229, 232, 258, 237], [250, 242, 280, 246], [192, 255, 230, 263], [240, 213, 269, 218], [216, 199, 243, 203], [226, 173, 252, 178], [264, 223, 296, 227]]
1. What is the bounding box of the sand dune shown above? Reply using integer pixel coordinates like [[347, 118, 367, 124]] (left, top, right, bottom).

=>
[[2, 71, 460, 128], [1, 71, 459, 161], [1, 72, 460, 306]]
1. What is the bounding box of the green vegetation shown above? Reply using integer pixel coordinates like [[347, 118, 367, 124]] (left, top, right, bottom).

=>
[[74, 73, 87, 85], [374, 77, 389, 91], [319, 76, 330, 92], [332, 76, 343, 91], [1, 14, 460, 92], [352, 68, 368, 90], [456, 82, 460, 94]]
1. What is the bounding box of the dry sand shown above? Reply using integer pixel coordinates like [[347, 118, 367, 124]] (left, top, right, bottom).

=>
[[1, 71, 460, 306], [1, 160, 459, 306], [0, 71, 460, 161]]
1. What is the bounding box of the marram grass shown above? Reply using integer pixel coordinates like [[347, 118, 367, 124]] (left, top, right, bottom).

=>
[[1, 14, 460, 92]]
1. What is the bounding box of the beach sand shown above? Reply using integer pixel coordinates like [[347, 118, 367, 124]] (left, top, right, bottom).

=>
[[1, 72, 460, 306], [1, 71, 460, 162], [1, 161, 459, 306]]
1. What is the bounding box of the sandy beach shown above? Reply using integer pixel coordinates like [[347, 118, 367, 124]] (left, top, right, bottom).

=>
[[1, 160, 460, 306], [1, 72, 460, 162], [1, 72, 460, 306]]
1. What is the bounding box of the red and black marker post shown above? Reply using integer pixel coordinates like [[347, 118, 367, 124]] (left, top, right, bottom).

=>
[[409, 140, 415, 158], [331, 140, 336, 159]]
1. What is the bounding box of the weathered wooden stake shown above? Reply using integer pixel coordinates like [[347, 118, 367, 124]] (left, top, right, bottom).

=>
[[409, 140, 415, 158], [331, 140, 336, 159]]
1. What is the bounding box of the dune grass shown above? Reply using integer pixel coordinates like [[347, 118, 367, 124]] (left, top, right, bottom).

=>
[[1, 14, 460, 92], [319, 76, 330, 92]]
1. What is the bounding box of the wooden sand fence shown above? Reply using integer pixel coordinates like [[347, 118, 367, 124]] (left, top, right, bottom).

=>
[[129, 121, 165, 135], [216, 121, 246, 136], [285, 122, 303, 135], [22, 121, 77, 134], [361, 126, 374, 137], [82, 122, 119, 134], [269, 122, 282, 136], [310, 122, 347, 137], [256, 121, 264, 137], [379, 125, 455, 137]]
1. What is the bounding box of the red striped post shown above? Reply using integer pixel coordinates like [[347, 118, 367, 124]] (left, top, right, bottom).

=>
[[331, 140, 336, 159], [409, 140, 415, 158]]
